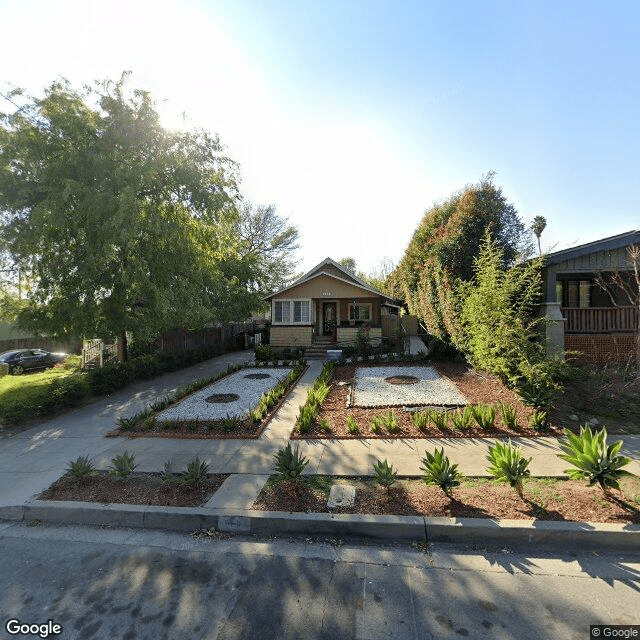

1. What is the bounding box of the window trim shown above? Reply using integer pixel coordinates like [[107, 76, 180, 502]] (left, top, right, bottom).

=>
[[272, 298, 312, 325], [348, 302, 372, 321]]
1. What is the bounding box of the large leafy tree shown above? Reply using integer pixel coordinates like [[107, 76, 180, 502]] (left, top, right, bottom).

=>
[[0, 75, 251, 357], [390, 173, 533, 345], [236, 202, 301, 298]]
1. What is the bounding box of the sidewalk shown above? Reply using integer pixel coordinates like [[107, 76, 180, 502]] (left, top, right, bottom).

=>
[[0, 352, 639, 548]]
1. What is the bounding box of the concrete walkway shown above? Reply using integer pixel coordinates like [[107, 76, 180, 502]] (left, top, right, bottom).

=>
[[0, 351, 639, 518]]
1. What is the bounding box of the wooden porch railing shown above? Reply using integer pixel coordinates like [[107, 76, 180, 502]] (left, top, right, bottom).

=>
[[562, 306, 638, 333]]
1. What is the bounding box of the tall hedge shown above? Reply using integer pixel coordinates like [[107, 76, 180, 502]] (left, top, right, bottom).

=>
[[390, 174, 531, 346]]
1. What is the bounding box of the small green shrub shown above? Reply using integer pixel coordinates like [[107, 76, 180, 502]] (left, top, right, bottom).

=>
[[221, 414, 240, 433], [143, 416, 155, 431], [318, 418, 331, 432], [187, 418, 199, 432], [430, 410, 449, 430], [450, 406, 474, 430], [183, 457, 209, 485], [346, 415, 358, 434], [117, 417, 134, 431], [109, 451, 137, 478], [472, 404, 496, 430], [557, 426, 636, 494], [254, 344, 274, 362], [372, 410, 399, 433], [370, 415, 382, 434], [412, 410, 432, 431], [249, 409, 263, 424], [499, 403, 519, 430], [421, 448, 463, 497], [67, 455, 96, 478], [273, 443, 309, 482], [161, 460, 180, 485], [486, 440, 531, 497], [296, 404, 316, 433], [373, 459, 397, 497], [528, 410, 547, 430]]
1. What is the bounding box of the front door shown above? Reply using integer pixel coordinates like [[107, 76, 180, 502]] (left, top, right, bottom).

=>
[[323, 303, 336, 337]]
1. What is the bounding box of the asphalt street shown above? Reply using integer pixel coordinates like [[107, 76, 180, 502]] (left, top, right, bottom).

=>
[[0, 522, 638, 640]]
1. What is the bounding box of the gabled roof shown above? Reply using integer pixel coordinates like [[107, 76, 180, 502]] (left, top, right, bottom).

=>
[[267, 257, 399, 302], [544, 229, 640, 266]]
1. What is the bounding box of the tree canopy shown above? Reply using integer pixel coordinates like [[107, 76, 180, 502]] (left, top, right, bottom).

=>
[[0, 75, 254, 354], [236, 202, 301, 299], [389, 174, 533, 345]]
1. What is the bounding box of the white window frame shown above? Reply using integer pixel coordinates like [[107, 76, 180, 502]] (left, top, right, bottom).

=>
[[348, 303, 372, 321], [272, 298, 311, 325]]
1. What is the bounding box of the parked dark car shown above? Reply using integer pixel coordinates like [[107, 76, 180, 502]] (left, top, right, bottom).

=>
[[0, 349, 67, 375]]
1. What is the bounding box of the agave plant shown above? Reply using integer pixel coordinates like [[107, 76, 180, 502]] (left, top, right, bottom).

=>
[[183, 457, 210, 485], [486, 440, 531, 498], [273, 443, 309, 483], [557, 426, 635, 495], [373, 459, 397, 498], [420, 448, 463, 498]]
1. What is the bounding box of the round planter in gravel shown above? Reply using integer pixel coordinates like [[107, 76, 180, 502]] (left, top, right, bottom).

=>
[[354, 366, 468, 407], [156, 367, 293, 421]]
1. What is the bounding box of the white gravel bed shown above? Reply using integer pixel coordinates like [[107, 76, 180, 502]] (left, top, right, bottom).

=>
[[156, 367, 293, 421], [353, 366, 468, 407]]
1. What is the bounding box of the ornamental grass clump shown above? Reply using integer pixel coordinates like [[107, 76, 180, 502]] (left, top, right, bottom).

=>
[[486, 440, 531, 498], [557, 426, 635, 495], [430, 409, 450, 430], [373, 458, 397, 499], [412, 410, 432, 432], [499, 402, 519, 430], [273, 443, 309, 483], [528, 409, 547, 431], [450, 406, 474, 430], [472, 403, 496, 430], [421, 448, 463, 498], [346, 416, 358, 434], [109, 451, 137, 478]]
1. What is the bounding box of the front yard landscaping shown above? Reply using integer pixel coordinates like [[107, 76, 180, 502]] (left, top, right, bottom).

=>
[[254, 475, 640, 524], [40, 472, 226, 507], [292, 361, 562, 439], [110, 360, 307, 439]]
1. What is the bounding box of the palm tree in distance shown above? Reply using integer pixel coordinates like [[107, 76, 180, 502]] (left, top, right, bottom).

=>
[[531, 216, 547, 255]]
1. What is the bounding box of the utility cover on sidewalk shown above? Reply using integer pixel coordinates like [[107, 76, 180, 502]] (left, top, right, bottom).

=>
[[328, 484, 356, 508]]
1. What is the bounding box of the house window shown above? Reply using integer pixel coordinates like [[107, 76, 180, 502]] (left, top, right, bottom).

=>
[[293, 300, 310, 323], [273, 299, 311, 324], [348, 303, 372, 321], [274, 301, 290, 323]]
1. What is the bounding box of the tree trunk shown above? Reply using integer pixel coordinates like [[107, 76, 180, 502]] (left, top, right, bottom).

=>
[[121, 330, 128, 362]]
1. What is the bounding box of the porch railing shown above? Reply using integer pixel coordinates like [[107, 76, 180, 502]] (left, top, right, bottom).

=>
[[562, 306, 638, 333]]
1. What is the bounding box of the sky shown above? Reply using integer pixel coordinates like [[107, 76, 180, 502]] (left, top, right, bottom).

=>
[[1, 0, 638, 276]]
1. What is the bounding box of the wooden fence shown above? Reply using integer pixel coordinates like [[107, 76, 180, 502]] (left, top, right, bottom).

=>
[[0, 337, 82, 354], [150, 322, 267, 353], [562, 306, 638, 333]]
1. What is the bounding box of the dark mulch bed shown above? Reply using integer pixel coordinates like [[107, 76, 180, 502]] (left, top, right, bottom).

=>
[[254, 476, 640, 524], [39, 472, 227, 507], [292, 362, 567, 439]]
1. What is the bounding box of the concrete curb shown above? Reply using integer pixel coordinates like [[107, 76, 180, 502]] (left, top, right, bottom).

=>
[[2, 502, 638, 551]]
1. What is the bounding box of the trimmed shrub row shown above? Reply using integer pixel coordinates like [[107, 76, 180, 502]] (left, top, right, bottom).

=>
[[0, 343, 232, 426]]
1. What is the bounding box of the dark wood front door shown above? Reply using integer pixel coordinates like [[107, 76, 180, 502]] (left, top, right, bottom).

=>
[[323, 303, 336, 336]]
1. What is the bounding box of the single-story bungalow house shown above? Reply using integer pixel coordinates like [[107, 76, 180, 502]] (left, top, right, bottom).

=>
[[266, 258, 402, 357], [541, 229, 640, 363]]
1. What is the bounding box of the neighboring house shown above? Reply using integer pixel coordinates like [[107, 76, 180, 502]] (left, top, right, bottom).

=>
[[266, 257, 402, 357], [541, 229, 640, 363]]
